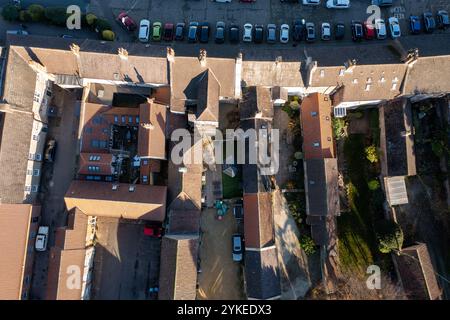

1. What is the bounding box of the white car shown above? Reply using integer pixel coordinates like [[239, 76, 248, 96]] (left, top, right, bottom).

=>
[[138, 19, 150, 42], [374, 18, 387, 39], [303, 0, 320, 5], [280, 24, 289, 43], [388, 17, 401, 38], [215, 0, 232, 2], [6, 30, 29, 35], [321, 22, 331, 40], [35, 226, 49, 252], [243, 23, 253, 42], [326, 0, 350, 9]]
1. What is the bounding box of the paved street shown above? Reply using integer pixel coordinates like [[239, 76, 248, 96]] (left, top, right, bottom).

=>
[[197, 207, 245, 300], [29, 86, 81, 300], [91, 218, 161, 300]]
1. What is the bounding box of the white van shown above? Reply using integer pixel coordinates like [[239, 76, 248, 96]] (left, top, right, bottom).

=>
[[139, 19, 150, 43]]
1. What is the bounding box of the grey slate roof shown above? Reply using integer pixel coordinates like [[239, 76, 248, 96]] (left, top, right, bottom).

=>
[[304, 158, 340, 217], [1, 48, 37, 112], [158, 234, 199, 300], [244, 249, 281, 300], [0, 111, 34, 204]]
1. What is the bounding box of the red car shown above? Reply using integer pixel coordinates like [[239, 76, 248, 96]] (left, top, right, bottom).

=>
[[116, 12, 137, 32], [163, 23, 174, 41], [144, 223, 163, 238], [363, 21, 375, 39]]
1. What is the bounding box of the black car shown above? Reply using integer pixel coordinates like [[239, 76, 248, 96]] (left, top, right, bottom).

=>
[[254, 24, 264, 43], [199, 23, 210, 43], [423, 12, 436, 33], [44, 139, 57, 162], [215, 21, 226, 43], [334, 22, 345, 40], [293, 19, 305, 42], [175, 22, 185, 41], [351, 20, 363, 41], [233, 200, 243, 221], [437, 10, 449, 29], [229, 24, 240, 43]]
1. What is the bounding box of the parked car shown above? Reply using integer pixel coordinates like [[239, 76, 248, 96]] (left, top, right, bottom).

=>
[[175, 22, 185, 41], [215, 21, 226, 43], [229, 24, 240, 43], [320, 22, 331, 40], [215, 0, 232, 2], [44, 139, 57, 162], [116, 12, 137, 32], [423, 12, 436, 33], [306, 22, 316, 42], [351, 20, 363, 41], [280, 24, 290, 43], [293, 19, 306, 42], [199, 23, 210, 43], [254, 24, 264, 43], [233, 200, 243, 221], [152, 22, 162, 41], [266, 24, 277, 43], [371, 0, 392, 6], [143, 223, 163, 238], [6, 30, 29, 36], [437, 10, 450, 29], [163, 23, 174, 41], [232, 234, 243, 262], [409, 15, 421, 34], [326, 0, 350, 9], [334, 22, 345, 40], [375, 18, 387, 39], [35, 226, 49, 252], [303, 0, 320, 5], [243, 23, 253, 42], [388, 17, 401, 38], [138, 19, 150, 42], [188, 22, 199, 42], [239, 0, 256, 2], [363, 21, 375, 39]]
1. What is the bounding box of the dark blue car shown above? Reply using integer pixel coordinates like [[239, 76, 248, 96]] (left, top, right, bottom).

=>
[[409, 15, 421, 34]]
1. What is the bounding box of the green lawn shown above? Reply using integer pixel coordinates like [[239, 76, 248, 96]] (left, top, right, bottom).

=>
[[222, 170, 243, 199], [338, 134, 377, 275]]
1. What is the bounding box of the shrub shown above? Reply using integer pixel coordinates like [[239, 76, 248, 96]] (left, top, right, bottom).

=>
[[27, 4, 45, 22], [2, 4, 20, 21], [44, 7, 68, 26], [332, 117, 347, 140], [300, 235, 316, 255], [19, 10, 32, 22], [367, 179, 380, 191], [375, 220, 404, 254], [102, 30, 115, 41], [365, 145, 378, 163], [431, 139, 444, 158], [94, 18, 112, 33], [85, 13, 97, 26]]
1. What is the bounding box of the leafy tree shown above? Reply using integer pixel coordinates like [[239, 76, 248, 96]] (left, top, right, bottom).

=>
[[332, 117, 347, 140], [368, 179, 380, 191], [19, 10, 32, 22], [85, 13, 97, 26], [300, 235, 316, 255], [27, 4, 45, 22], [94, 18, 112, 33], [365, 145, 378, 163], [102, 30, 115, 41], [2, 5, 20, 21], [375, 220, 404, 254], [431, 139, 444, 158], [44, 7, 68, 26]]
